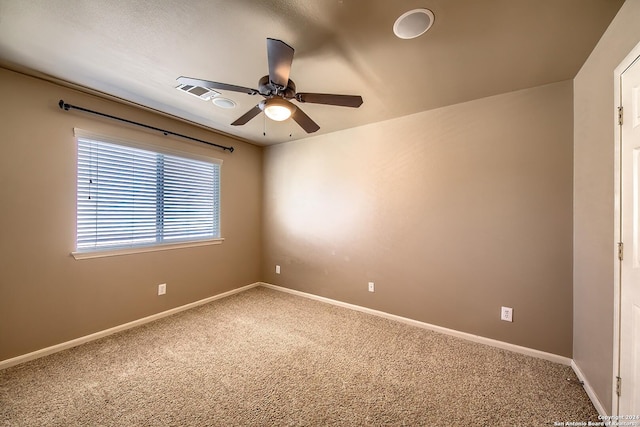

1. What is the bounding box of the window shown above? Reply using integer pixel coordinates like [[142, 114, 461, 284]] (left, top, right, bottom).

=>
[[74, 130, 221, 256]]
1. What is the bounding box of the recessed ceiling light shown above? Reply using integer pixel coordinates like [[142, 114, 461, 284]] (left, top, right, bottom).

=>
[[393, 8, 435, 39], [212, 97, 236, 109]]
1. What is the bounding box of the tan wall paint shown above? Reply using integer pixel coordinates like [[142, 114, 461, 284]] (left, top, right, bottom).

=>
[[263, 80, 574, 357], [573, 0, 640, 415], [0, 68, 263, 361]]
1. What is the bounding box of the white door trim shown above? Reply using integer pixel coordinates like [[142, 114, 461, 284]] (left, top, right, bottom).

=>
[[613, 40, 640, 416]]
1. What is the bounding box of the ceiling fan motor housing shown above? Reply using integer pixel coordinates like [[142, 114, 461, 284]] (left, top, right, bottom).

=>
[[258, 75, 296, 99]]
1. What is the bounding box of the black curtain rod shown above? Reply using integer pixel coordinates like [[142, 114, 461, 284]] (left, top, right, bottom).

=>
[[58, 100, 234, 153]]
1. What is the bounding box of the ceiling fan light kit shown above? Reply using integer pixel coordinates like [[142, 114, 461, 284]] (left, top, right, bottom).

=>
[[176, 38, 363, 133], [261, 98, 295, 121]]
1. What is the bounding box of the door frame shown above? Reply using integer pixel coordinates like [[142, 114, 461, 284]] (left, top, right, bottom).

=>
[[613, 40, 640, 416]]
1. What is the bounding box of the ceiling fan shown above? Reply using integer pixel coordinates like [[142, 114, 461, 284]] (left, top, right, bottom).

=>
[[177, 38, 363, 134]]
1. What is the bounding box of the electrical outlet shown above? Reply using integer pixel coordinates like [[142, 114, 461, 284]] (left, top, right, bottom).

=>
[[368, 282, 375, 292], [501, 306, 513, 322], [275, 265, 281, 274], [158, 283, 166, 296]]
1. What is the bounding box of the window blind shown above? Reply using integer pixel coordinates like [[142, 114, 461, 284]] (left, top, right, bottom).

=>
[[76, 135, 220, 252]]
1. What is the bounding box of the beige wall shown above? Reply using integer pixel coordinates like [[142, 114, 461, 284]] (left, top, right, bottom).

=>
[[0, 68, 263, 361], [263, 80, 574, 357], [573, 0, 640, 415]]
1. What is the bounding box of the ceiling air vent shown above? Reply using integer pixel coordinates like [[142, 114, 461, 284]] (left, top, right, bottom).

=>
[[176, 84, 219, 101]]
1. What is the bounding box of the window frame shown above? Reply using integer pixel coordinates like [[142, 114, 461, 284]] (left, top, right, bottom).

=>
[[72, 128, 223, 260]]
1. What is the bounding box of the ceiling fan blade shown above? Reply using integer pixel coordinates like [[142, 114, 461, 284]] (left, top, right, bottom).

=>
[[177, 76, 257, 95], [231, 105, 262, 126], [267, 38, 294, 89], [296, 93, 363, 108], [291, 106, 320, 133]]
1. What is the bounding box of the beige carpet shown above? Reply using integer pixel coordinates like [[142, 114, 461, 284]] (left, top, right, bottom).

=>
[[1, 286, 597, 426]]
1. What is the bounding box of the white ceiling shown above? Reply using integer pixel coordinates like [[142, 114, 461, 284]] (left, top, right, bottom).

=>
[[0, 0, 624, 145]]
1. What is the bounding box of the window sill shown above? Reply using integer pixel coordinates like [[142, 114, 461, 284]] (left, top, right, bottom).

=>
[[71, 238, 224, 260]]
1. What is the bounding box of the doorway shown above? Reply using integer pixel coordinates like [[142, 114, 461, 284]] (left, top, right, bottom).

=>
[[615, 45, 640, 416]]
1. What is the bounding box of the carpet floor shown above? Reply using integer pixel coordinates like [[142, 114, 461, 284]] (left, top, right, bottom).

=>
[[1, 286, 598, 426]]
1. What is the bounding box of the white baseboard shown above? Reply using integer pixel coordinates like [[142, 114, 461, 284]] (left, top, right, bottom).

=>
[[571, 360, 608, 416], [0, 282, 261, 370], [259, 282, 573, 366]]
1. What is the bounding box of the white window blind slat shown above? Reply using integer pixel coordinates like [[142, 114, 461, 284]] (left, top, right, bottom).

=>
[[76, 137, 221, 252]]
